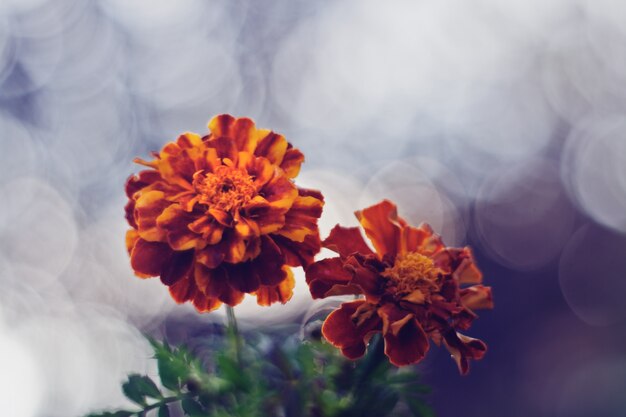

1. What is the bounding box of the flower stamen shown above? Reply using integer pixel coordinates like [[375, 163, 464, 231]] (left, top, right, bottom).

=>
[[382, 252, 442, 298], [193, 166, 256, 212]]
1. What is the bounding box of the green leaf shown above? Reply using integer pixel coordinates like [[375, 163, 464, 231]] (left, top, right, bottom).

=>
[[181, 398, 204, 415], [158, 405, 170, 417], [216, 354, 250, 390], [122, 377, 146, 406], [129, 374, 162, 399]]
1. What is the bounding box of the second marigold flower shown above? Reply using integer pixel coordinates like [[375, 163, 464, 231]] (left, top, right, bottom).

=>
[[306, 200, 493, 374], [125, 114, 324, 312]]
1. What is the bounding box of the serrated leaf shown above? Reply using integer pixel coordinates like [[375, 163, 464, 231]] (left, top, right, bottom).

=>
[[158, 405, 170, 417], [216, 354, 250, 390], [126, 374, 162, 399]]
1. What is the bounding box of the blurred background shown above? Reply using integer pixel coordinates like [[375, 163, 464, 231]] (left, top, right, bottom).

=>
[[1, 0, 626, 416]]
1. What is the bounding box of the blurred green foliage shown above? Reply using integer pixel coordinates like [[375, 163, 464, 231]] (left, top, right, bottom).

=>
[[86, 325, 433, 417]]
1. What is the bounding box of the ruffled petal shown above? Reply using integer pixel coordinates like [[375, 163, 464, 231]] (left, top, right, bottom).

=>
[[323, 225, 373, 258], [254, 130, 288, 165], [160, 250, 194, 286], [237, 152, 275, 189], [272, 234, 321, 268], [208, 114, 257, 153], [460, 285, 494, 310], [227, 262, 261, 293], [205, 136, 239, 165], [194, 262, 227, 299], [443, 331, 487, 375], [192, 291, 222, 312], [255, 266, 295, 306], [343, 254, 385, 302], [244, 197, 286, 234], [378, 304, 430, 367], [156, 204, 203, 250], [280, 146, 304, 179], [169, 275, 197, 303], [322, 300, 382, 360], [355, 200, 403, 258], [125, 170, 163, 199], [188, 215, 224, 244], [451, 248, 483, 284], [305, 257, 359, 299], [276, 188, 324, 243], [130, 238, 172, 277], [135, 190, 170, 242], [261, 174, 298, 210]]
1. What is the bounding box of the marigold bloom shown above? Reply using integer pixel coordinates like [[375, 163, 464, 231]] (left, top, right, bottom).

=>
[[306, 200, 493, 374], [125, 115, 324, 311]]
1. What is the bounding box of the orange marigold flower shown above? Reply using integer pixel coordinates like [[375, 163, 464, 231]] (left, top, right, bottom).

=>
[[125, 114, 324, 312], [306, 200, 493, 374]]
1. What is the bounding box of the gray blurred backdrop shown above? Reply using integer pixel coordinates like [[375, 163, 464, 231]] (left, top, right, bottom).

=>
[[1, 1, 626, 416]]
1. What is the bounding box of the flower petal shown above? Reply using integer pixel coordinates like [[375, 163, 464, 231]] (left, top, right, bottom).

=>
[[188, 215, 224, 244], [451, 248, 483, 284], [355, 200, 403, 258], [169, 275, 197, 303], [343, 254, 385, 302], [377, 303, 430, 366], [261, 174, 298, 210], [253, 236, 286, 286], [208, 114, 257, 153], [322, 300, 382, 360], [227, 262, 261, 293], [460, 285, 493, 310], [125, 170, 163, 199], [130, 238, 172, 277], [160, 250, 194, 286], [237, 153, 275, 189], [156, 204, 203, 250], [244, 198, 286, 235], [255, 266, 295, 306], [205, 136, 239, 164], [442, 331, 487, 375], [135, 190, 170, 242], [254, 130, 288, 165], [272, 234, 321, 268], [276, 188, 324, 243], [280, 146, 304, 179], [323, 225, 373, 258], [192, 292, 222, 312], [305, 257, 358, 299]]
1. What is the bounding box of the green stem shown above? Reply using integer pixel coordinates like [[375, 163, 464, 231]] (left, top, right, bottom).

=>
[[136, 394, 190, 415], [225, 305, 242, 365]]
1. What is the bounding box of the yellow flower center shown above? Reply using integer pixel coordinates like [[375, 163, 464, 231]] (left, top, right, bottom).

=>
[[193, 165, 256, 212], [382, 252, 442, 300]]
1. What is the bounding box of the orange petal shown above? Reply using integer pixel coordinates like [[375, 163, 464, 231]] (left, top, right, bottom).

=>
[[276, 188, 324, 243], [125, 229, 140, 255], [442, 331, 487, 375], [460, 285, 493, 310], [192, 292, 222, 313], [322, 300, 382, 360], [169, 275, 197, 303], [272, 234, 321, 268], [280, 146, 304, 179], [355, 200, 403, 258], [222, 232, 261, 264], [156, 205, 203, 250], [135, 190, 170, 242], [244, 199, 286, 234], [130, 238, 172, 277], [452, 248, 483, 284], [188, 215, 224, 244], [226, 262, 261, 293], [255, 266, 295, 306], [254, 130, 288, 166], [305, 257, 358, 299], [382, 313, 430, 367], [205, 136, 239, 164], [160, 250, 194, 286], [261, 174, 298, 210], [208, 114, 258, 153], [215, 267, 246, 306], [343, 254, 385, 303], [238, 153, 275, 189], [194, 262, 227, 299], [323, 225, 373, 258], [196, 241, 227, 268], [125, 170, 162, 199]]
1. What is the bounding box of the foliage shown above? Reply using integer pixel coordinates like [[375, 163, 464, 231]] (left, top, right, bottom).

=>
[[86, 326, 434, 417]]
